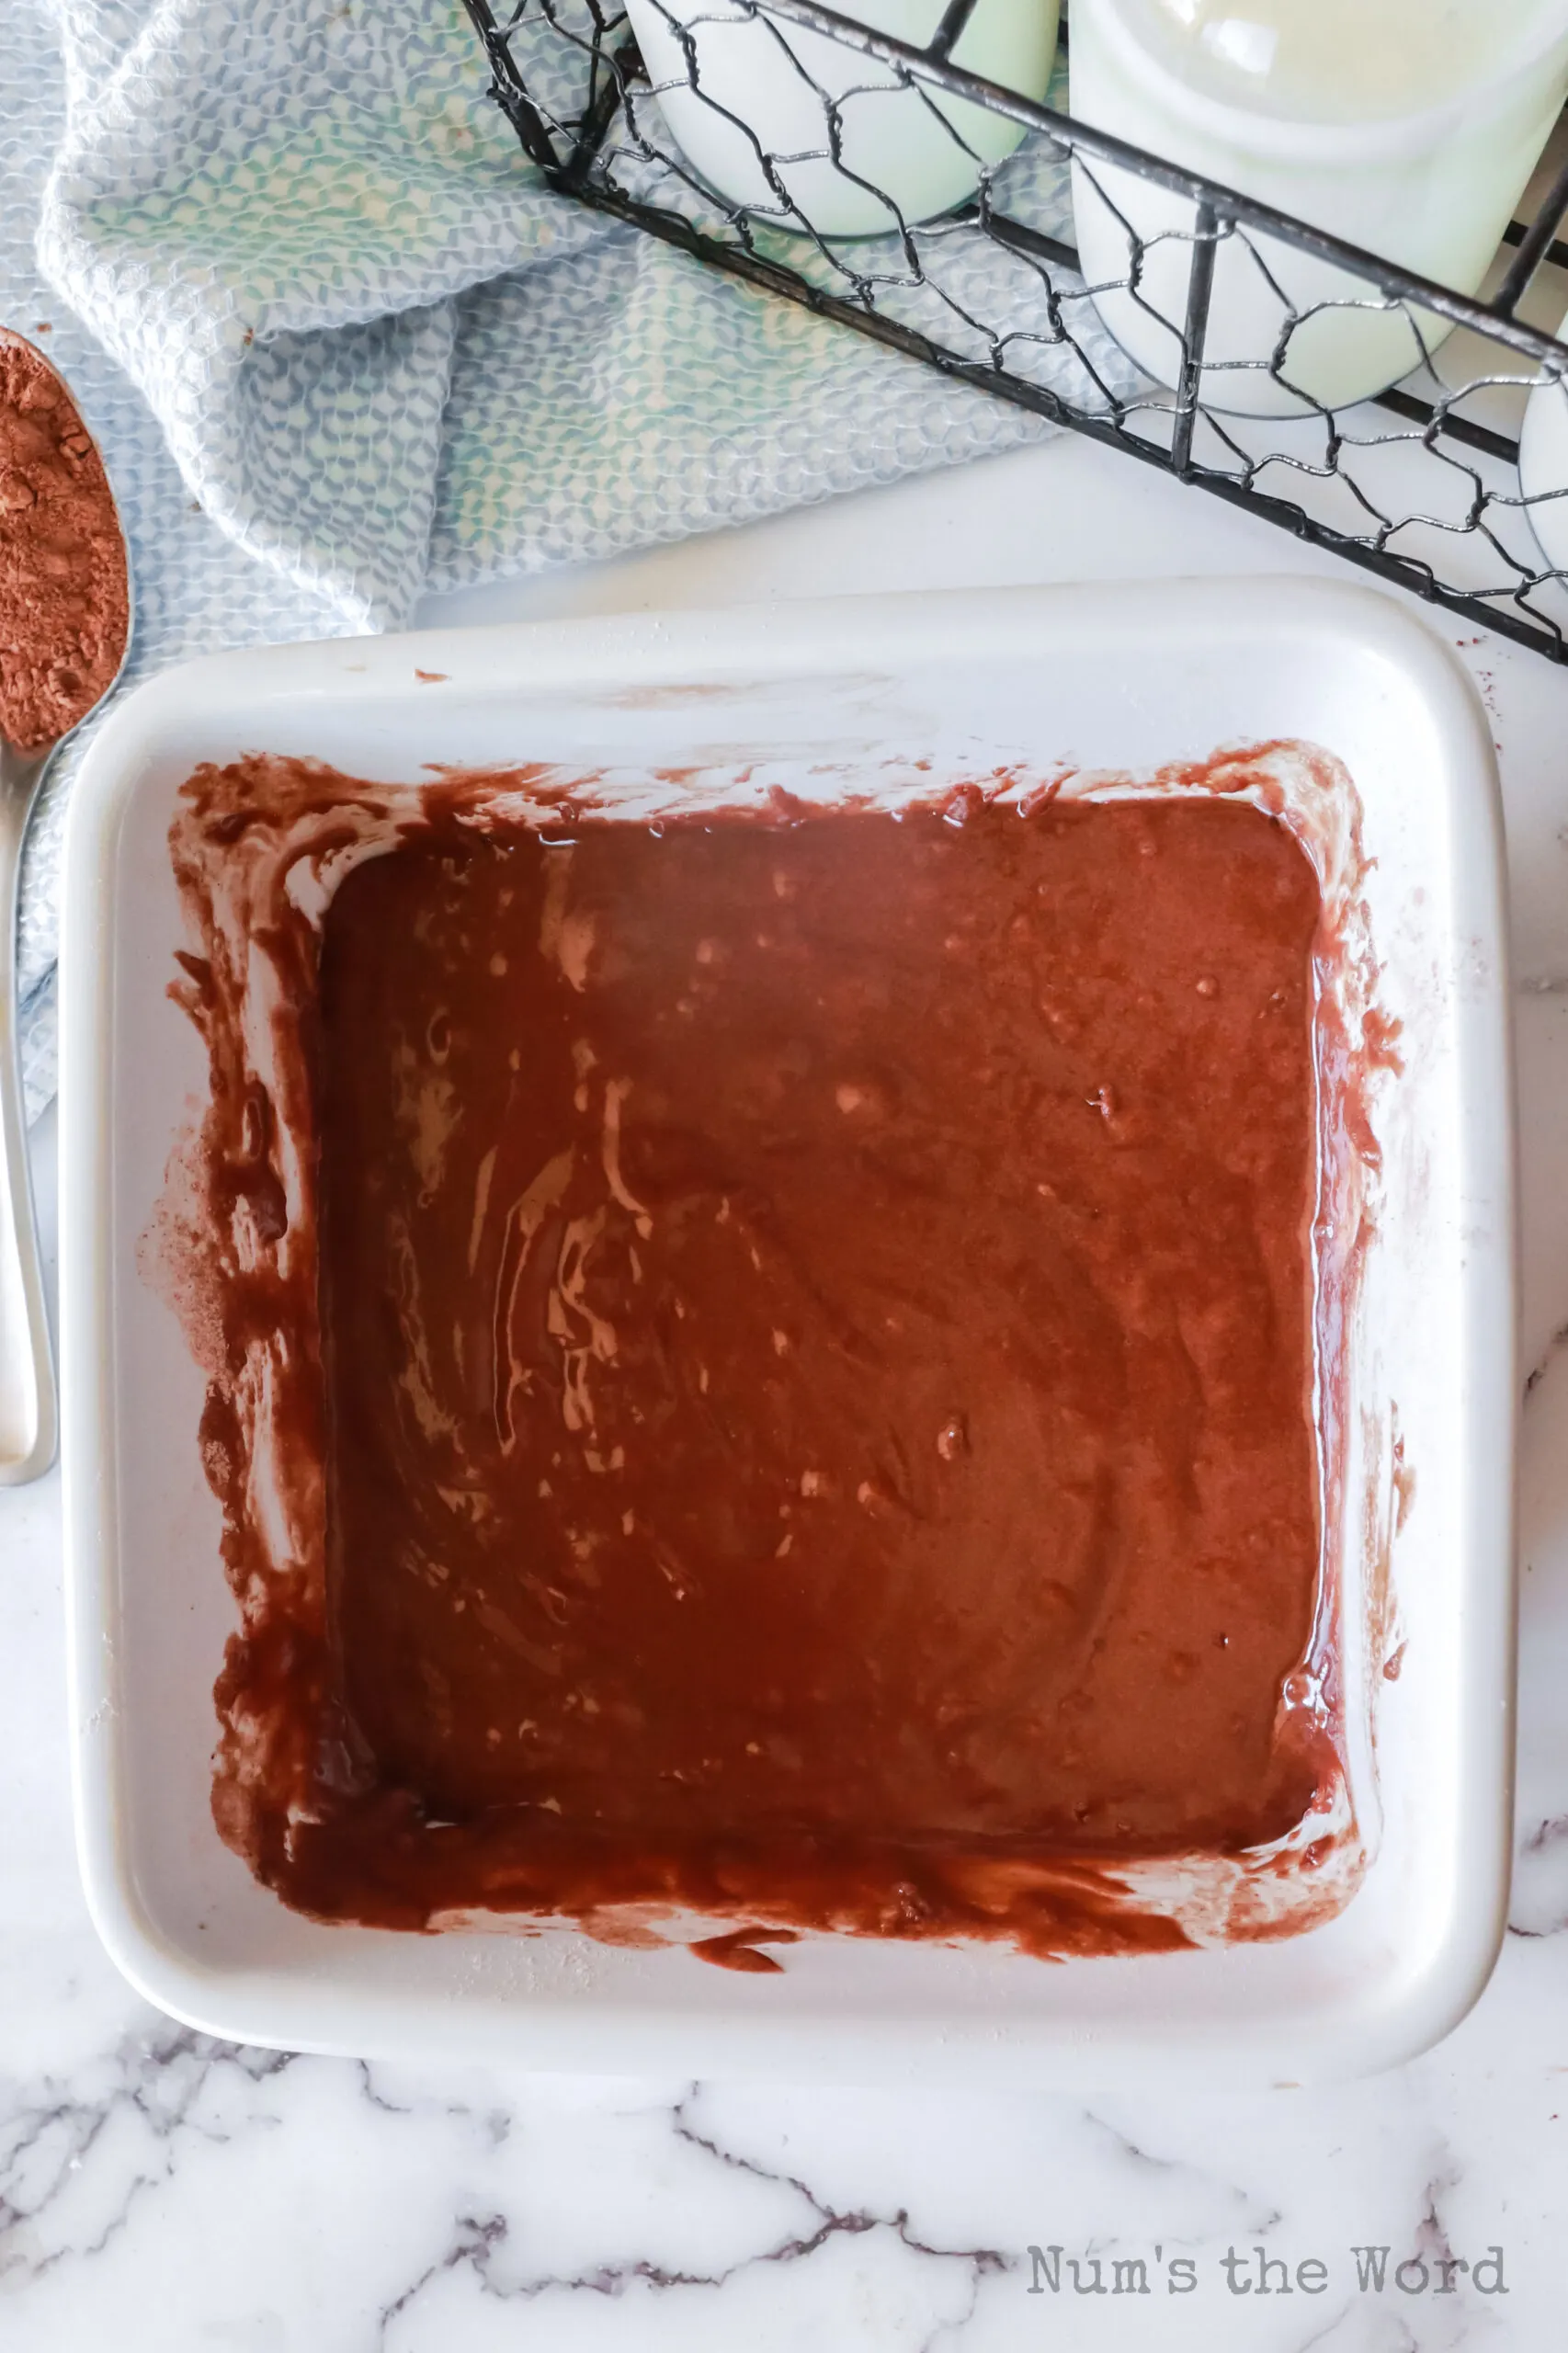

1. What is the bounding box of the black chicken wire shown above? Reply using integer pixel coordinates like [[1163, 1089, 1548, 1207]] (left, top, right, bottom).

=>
[[460, 0, 1568, 661]]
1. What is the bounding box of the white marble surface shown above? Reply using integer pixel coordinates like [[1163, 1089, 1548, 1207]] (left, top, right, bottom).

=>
[[7, 430, 1568, 2348]]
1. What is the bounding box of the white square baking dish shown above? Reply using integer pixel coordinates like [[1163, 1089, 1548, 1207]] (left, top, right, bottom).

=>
[[58, 579, 1516, 2086]]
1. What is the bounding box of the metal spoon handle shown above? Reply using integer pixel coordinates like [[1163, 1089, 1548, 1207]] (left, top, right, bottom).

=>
[[0, 738, 57, 1485]]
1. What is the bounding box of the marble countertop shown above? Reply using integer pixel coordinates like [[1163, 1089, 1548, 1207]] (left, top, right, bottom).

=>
[[6, 428, 1568, 2350]]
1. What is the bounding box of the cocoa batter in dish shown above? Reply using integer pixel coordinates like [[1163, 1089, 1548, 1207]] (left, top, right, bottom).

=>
[[162, 758, 1369, 1957]]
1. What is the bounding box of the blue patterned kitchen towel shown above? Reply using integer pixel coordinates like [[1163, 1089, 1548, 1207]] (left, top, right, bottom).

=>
[[7, 0, 1132, 1114]]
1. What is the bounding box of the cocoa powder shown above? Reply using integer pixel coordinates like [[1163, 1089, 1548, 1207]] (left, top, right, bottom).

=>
[[0, 330, 129, 752]]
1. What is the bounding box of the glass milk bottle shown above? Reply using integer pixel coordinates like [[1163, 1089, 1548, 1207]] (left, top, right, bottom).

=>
[[621, 0, 1060, 238], [1070, 0, 1568, 415], [1521, 306, 1568, 574]]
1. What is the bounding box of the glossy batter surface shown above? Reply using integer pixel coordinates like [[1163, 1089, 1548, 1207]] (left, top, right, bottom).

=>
[[303, 797, 1324, 1929]]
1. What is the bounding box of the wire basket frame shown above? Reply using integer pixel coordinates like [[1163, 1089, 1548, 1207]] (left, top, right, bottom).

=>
[[461, 0, 1568, 661]]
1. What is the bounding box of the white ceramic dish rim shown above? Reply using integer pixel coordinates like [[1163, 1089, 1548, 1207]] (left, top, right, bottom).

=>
[[57, 578, 1517, 2087]]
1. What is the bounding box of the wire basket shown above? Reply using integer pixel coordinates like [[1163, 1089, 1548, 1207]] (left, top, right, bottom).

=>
[[460, 0, 1568, 662]]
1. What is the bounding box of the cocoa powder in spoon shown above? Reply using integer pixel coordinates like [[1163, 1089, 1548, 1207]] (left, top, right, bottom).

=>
[[0, 330, 129, 752]]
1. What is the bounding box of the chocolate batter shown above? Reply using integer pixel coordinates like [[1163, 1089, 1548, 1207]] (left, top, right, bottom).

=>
[[272, 792, 1330, 1938]]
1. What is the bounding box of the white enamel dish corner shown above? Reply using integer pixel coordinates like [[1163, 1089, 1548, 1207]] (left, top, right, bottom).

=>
[[58, 580, 1516, 2087]]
